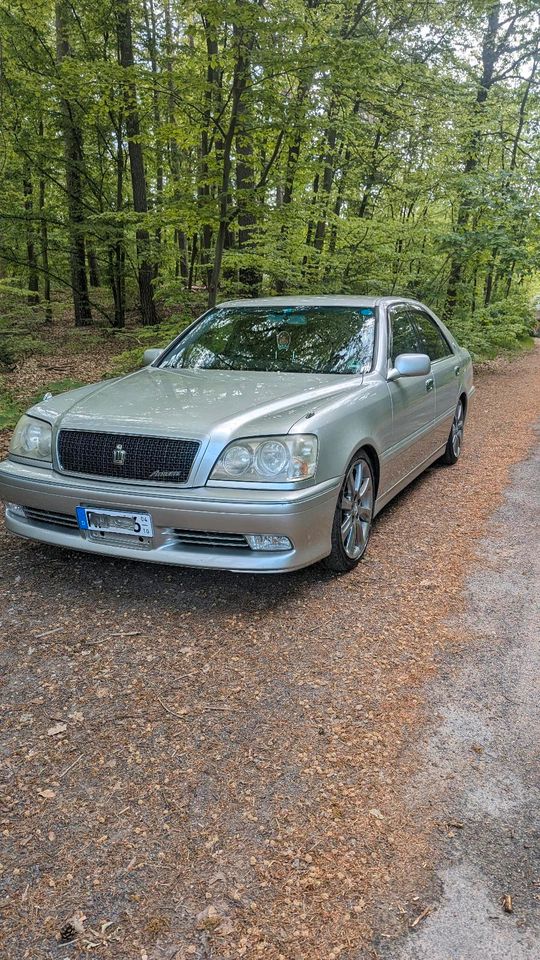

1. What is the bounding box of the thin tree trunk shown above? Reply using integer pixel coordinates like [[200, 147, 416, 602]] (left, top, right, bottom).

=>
[[236, 88, 261, 296], [200, 16, 220, 290], [108, 119, 126, 328], [187, 232, 198, 292], [37, 119, 52, 322], [116, 0, 158, 325], [275, 77, 311, 293], [23, 170, 39, 304], [208, 18, 255, 307], [87, 244, 101, 287], [143, 0, 163, 268], [358, 129, 382, 219], [55, 1, 92, 325], [164, 0, 189, 284], [443, 2, 500, 321], [38, 178, 52, 322]]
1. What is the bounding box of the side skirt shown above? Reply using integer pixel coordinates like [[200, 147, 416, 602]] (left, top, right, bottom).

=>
[[373, 445, 446, 518]]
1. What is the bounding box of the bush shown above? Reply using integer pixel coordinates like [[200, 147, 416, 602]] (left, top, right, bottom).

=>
[[0, 289, 50, 369], [107, 313, 194, 376], [449, 293, 534, 359]]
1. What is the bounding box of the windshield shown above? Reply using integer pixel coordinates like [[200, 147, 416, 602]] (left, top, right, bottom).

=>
[[158, 305, 377, 375]]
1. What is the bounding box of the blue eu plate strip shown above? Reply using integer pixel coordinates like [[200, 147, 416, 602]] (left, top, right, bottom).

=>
[[76, 506, 88, 530]]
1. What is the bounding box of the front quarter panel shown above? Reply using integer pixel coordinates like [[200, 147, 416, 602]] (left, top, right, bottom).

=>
[[291, 373, 393, 494]]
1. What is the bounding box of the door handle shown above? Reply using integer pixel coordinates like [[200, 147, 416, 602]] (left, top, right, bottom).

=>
[[425, 377, 434, 392], [454, 364, 460, 376]]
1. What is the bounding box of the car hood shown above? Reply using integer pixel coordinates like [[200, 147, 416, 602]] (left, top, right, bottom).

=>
[[32, 367, 361, 441]]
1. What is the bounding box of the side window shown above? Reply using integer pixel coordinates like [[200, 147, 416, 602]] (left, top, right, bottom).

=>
[[413, 311, 452, 361], [390, 309, 421, 364]]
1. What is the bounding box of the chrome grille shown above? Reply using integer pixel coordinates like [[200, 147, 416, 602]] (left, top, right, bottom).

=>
[[23, 507, 79, 529], [58, 430, 200, 483], [173, 529, 250, 550]]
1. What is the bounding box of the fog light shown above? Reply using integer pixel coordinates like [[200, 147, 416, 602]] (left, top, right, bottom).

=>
[[245, 534, 292, 552], [5, 502, 26, 516]]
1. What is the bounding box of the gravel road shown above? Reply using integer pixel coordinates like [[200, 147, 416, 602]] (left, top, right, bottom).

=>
[[0, 348, 539, 959]]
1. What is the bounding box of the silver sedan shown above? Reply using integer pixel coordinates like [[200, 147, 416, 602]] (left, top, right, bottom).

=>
[[0, 296, 473, 573]]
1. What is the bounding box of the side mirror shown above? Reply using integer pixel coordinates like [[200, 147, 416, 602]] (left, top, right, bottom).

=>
[[388, 353, 431, 381], [143, 348, 161, 367]]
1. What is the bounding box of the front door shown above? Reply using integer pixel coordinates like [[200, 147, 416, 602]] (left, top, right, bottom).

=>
[[410, 307, 460, 448], [385, 305, 437, 489]]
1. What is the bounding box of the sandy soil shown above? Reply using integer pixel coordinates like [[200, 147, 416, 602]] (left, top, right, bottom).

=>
[[0, 345, 539, 959]]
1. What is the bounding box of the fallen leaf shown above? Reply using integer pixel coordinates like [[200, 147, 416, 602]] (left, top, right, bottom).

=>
[[369, 808, 384, 820], [501, 893, 513, 913], [38, 788, 56, 800], [47, 722, 67, 736], [195, 905, 223, 930]]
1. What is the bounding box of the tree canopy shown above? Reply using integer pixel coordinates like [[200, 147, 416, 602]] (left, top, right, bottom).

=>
[[1, 0, 539, 356]]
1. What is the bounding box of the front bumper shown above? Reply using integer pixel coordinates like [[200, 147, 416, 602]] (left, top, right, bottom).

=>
[[0, 459, 340, 572]]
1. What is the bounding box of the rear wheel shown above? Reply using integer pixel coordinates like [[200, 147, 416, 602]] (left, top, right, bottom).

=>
[[324, 452, 374, 573], [442, 398, 465, 465]]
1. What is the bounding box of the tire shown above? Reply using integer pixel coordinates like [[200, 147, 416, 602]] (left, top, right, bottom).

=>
[[441, 397, 465, 465], [323, 452, 375, 573]]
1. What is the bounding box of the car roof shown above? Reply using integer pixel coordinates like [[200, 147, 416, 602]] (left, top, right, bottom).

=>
[[217, 295, 421, 309]]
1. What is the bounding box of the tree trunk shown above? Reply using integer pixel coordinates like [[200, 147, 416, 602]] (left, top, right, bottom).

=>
[[55, 0, 92, 326], [116, 0, 158, 325], [313, 117, 337, 255], [23, 170, 39, 305], [443, 2, 500, 321], [275, 77, 311, 293], [236, 90, 261, 296], [199, 16, 220, 290], [38, 120, 52, 322], [143, 0, 163, 268], [108, 120, 126, 328], [87, 244, 101, 287], [208, 18, 254, 307], [358, 129, 382, 219]]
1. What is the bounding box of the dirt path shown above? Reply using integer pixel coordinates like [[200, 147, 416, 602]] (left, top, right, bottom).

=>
[[0, 347, 539, 960], [379, 436, 540, 959]]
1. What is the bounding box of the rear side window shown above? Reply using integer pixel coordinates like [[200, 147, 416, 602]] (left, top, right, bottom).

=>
[[413, 310, 452, 361], [390, 309, 421, 363]]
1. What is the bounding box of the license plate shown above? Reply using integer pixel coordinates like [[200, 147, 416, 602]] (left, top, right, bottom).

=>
[[76, 506, 153, 538]]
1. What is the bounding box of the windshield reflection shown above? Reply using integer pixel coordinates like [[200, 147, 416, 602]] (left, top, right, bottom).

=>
[[159, 306, 377, 375]]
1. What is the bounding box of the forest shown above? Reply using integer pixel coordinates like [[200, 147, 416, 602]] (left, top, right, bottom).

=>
[[1, 0, 539, 366]]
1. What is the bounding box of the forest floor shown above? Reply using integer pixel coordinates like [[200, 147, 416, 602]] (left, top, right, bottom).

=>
[[0, 332, 539, 960]]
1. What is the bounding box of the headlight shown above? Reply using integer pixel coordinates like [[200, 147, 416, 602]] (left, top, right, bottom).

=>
[[210, 435, 318, 483], [9, 415, 52, 462]]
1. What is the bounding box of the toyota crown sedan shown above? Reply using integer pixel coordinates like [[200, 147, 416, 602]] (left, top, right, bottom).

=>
[[0, 296, 473, 573]]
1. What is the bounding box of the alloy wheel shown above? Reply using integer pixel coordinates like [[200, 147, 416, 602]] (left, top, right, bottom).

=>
[[339, 457, 374, 560], [451, 400, 464, 458]]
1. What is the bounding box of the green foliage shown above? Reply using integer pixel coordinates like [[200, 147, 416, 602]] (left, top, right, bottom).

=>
[[0, 334, 48, 370], [0, 292, 51, 369], [0, 376, 86, 430], [450, 292, 535, 359], [0, 0, 538, 359], [107, 314, 194, 375], [0, 379, 24, 430]]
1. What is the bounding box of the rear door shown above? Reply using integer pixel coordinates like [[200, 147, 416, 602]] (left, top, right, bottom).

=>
[[410, 307, 459, 449], [385, 304, 437, 488]]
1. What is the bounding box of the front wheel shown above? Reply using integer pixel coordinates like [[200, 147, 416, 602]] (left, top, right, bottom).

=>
[[324, 452, 374, 573], [441, 398, 465, 465]]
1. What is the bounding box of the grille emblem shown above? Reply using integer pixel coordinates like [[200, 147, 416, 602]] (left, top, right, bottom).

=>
[[113, 443, 127, 466]]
